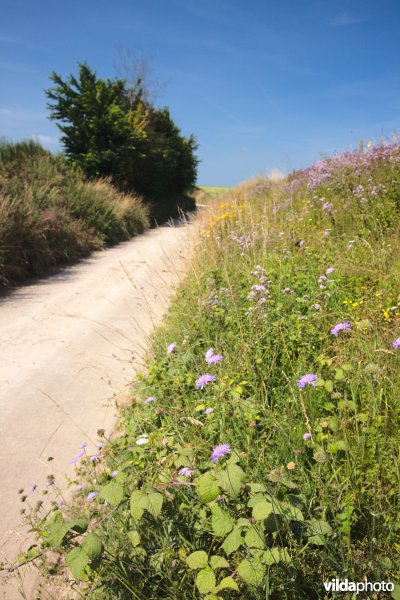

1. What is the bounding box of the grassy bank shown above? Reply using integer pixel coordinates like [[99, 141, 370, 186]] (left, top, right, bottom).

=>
[[14, 141, 400, 598], [0, 140, 149, 285]]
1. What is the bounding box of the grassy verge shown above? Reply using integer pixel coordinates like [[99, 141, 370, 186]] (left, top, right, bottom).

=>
[[12, 141, 400, 598], [0, 140, 150, 285], [196, 186, 233, 205]]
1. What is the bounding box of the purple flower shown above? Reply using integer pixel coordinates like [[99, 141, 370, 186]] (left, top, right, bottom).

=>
[[204, 407, 214, 415], [303, 432, 312, 441], [69, 449, 85, 465], [196, 374, 216, 389], [90, 454, 101, 463], [86, 491, 98, 503], [330, 322, 352, 336], [167, 342, 176, 355], [205, 348, 224, 365], [97, 443, 104, 450], [326, 267, 334, 275], [178, 467, 195, 478], [211, 444, 231, 463], [79, 442, 87, 449], [30, 484, 37, 493], [297, 374, 318, 389], [75, 484, 85, 491], [110, 470, 118, 478], [144, 396, 156, 404], [392, 337, 400, 349]]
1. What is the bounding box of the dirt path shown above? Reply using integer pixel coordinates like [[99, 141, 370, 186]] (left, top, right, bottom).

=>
[[0, 222, 195, 594]]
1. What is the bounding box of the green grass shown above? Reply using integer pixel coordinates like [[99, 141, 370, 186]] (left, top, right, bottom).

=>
[[0, 139, 150, 285], [195, 185, 233, 205], [13, 141, 400, 599]]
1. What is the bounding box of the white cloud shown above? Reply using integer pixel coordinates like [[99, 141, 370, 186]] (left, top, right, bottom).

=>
[[331, 13, 365, 27]]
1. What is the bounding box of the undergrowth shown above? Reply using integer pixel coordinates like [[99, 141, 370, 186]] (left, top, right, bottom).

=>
[[0, 139, 149, 285], [7, 140, 400, 598]]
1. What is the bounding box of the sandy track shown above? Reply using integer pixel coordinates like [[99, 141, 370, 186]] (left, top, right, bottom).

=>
[[0, 222, 194, 594]]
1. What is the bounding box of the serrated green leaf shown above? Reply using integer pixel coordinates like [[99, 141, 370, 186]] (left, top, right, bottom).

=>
[[81, 533, 102, 559], [130, 489, 148, 520], [252, 501, 273, 521], [196, 567, 216, 594], [66, 519, 88, 533], [128, 530, 141, 547], [66, 547, 90, 580], [209, 555, 230, 570], [306, 519, 333, 545], [262, 547, 291, 565], [146, 492, 163, 518], [99, 481, 123, 507], [245, 524, 265, 549], [196, 472, 221, 504], [211, 506, 234, 537], [186, 550, 209, 569], [217, 575, 239, 592], [237, 558, 265, 587], [221, 529, 243, 556], [217, 464, 245, 498]]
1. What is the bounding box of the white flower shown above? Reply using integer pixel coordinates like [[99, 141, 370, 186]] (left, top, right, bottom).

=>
[[136, 434, 149, 446]]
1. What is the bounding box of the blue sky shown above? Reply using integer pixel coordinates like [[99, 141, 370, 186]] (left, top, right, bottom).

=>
[[1, 0, 399, 185]]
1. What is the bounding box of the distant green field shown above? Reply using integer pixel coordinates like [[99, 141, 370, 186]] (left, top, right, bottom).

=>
[[196, 185, 232, 205]]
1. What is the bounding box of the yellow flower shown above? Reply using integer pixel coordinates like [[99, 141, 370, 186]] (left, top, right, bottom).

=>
[[286, 461, 296, 470]]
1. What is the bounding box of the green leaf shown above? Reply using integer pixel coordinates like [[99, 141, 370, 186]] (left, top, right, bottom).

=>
[[197, 472, 221, 504], [66, 519, 88, 533], [128, 530, 141, 547], [217, 576, 239, 592], [306, 519, 333, 545], [237, 558, 265, 587], [196, 567, 216, 594], [186, 550, 209, 570], [247, 494, 266, 507], [211, 506, 234, 537], [217, 464, 245, 498], [248, 482, 266, 493], [245, 524, 265, 549], [334, 368, 345, 380], [221, 529, 243, 556], [146, 492, 163, 518], [252, 501, 273, 521], [209, 555, 230, 570], [391, 583, 400, 600], [99, 481, 123, 507], [130, 489, 148, 520], [264, 513, 284, 532], [81, 533, 102, 559], [66, 547, 90, 580], [262, 547, 291, 565], [47, 520, 69, 548], [280, 502, 304, 521], [324, 380, 334, 392]]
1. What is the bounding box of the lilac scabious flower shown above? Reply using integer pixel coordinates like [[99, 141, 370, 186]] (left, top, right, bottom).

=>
[[392, 337, 400, 349], [69, 449, 85, 465], [204, 407, 214, 415], [297, 374, 318, 389], [90, 454, 101, 463], [303, 432, 312, 441], [110, 470, 118, 478], [205, 348, 224, 365], [75, 484, 85, 491], [144, 396, 156, 404], [211, 444, 231, 463], [178, 467, 195, 478], [196, 374, 216, 389], [330, 322, 352, 336], [167, 342, 176, 355], [326, 267, 334, 275], [86, 491, 98, 503]]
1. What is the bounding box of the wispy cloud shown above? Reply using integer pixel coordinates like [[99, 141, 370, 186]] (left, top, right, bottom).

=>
[[0, 35, 43, 50], [0, 107, 46, 121], [331, 13, 365, 27]]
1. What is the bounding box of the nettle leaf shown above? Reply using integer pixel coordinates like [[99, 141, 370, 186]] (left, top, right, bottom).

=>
[[237, 557, 265, 587], [47, 519, 69, 548], [81, 532, 102, 559], [262, 547, 291, 565], [66, 547, 90, 580], [196, 567, 216, 594], [186, 550, 209, 570], [146, 492, 164, 518], [66, 519, 88, 533], [217, 576, 239, 592], [217, 464, 245, 498], [128, 530, 141, 547], [211, 506, 234, 537], [306, 519, 333, 545], [130, 489, 148, 520], [209, 555, 230, 570], [197, 471, 221, 504], [221, 529, 243, 556], [245, 524, 265, 549], [252, 500, 273, 521], [100, 481, 123, 507]]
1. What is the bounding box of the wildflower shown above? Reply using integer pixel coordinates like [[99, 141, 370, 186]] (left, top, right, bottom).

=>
[[303, 432, 312, 441], [86, 491, 98, 503], [144, 396, 156, 404], [161, 437, 169, 446], [330, 322, 352, 336], [392, 337, 400, 349], [79, 442, 87, 449], [110, 470, 118, 478], [204, 407, 214, 415], [326, 267, 334, 275], [205, 348, 224, 365], [311, 303, 321, 311], [69, 449, 85, 465], [321, 420, 329, 429], [297, 374, 318, 389], [178, 467, 195, 478], [167, 342, 176, 355], [322, 201, 333, 211], [136, 434, 149, 446], [313, 451, 326, 464], [287, 462, 296, 470], [30, 484, 37, 493], [90, 454, 101, 463], [211, 444, 231, 463], [196, 374, 216, 389], [75, 484, 84, 491]]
